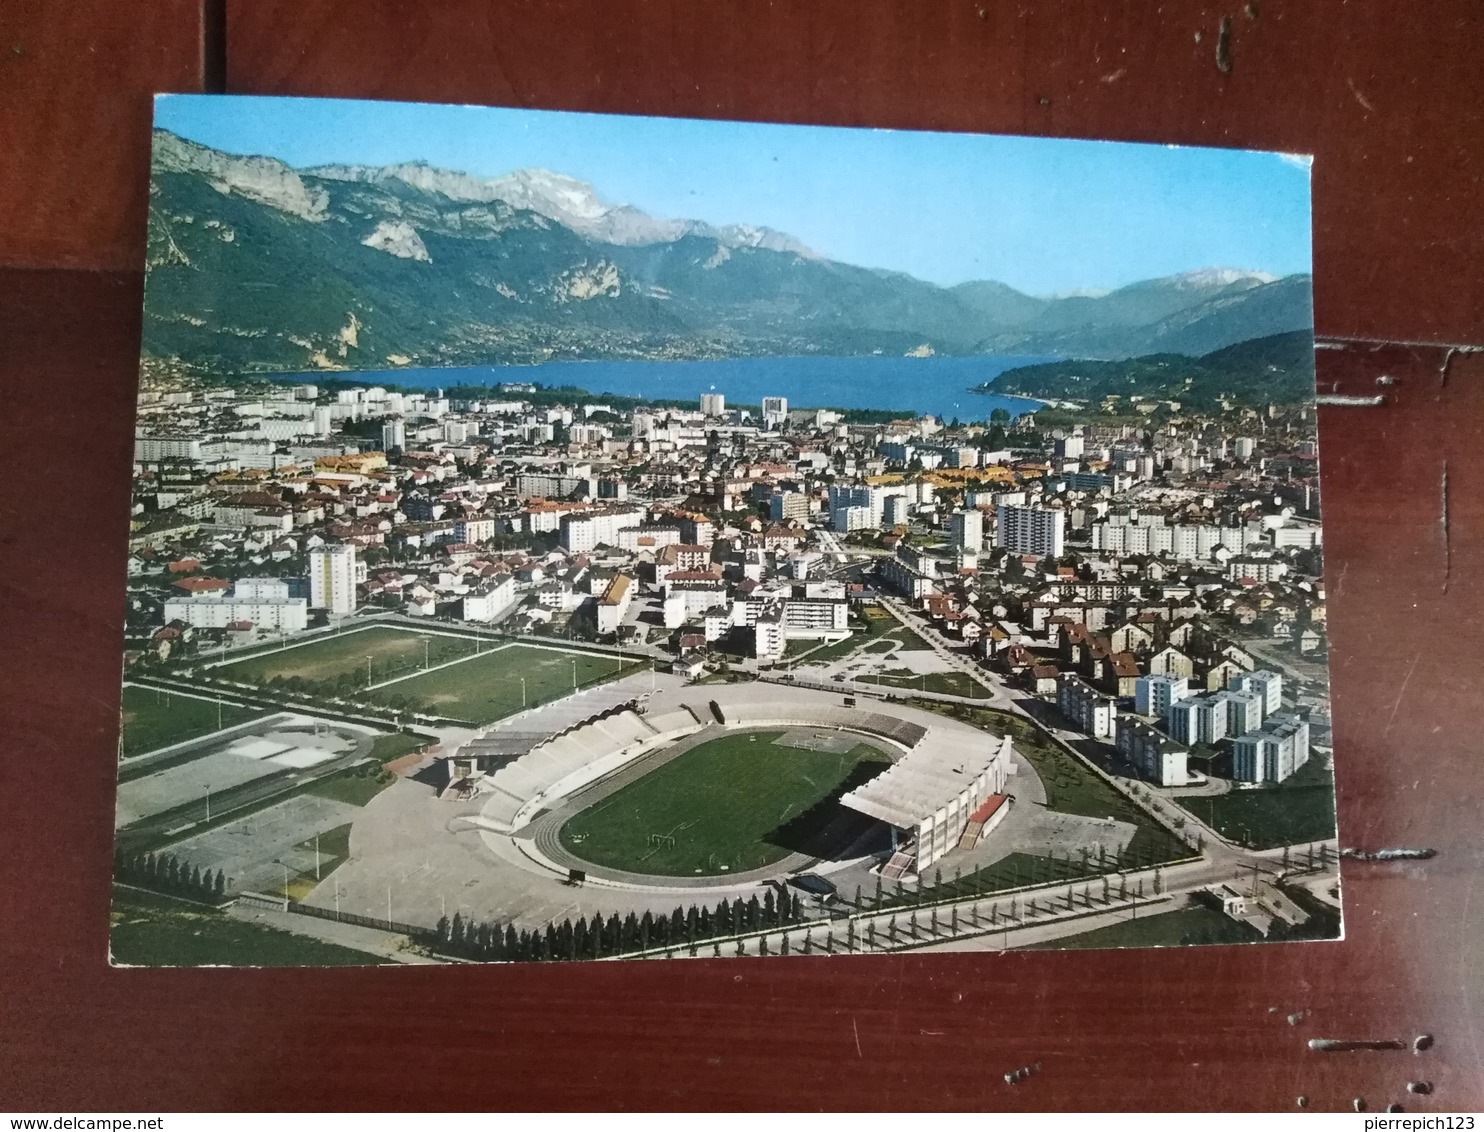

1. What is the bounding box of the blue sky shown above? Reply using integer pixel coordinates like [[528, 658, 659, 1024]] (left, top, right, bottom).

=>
[[155, 94, 1312, 296]]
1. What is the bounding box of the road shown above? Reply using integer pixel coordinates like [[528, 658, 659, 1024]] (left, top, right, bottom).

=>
[[622, 839, 1339, 958]]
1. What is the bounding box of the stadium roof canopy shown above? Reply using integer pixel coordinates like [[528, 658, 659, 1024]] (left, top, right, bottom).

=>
[[450, 672, 652, 762], [840, 730, 1012, 830]]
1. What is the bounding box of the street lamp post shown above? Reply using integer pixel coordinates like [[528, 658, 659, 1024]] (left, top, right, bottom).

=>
[[571, 658, 577, 691], [519, 676, 527, 709], [366, 655, 374, 688]]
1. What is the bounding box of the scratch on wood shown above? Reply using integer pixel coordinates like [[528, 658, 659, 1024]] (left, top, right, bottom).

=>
[[1309, 1038, 1407, 1052], [1347, 77, 1377, 113], [1384, 651, 1420, 734], [1441, 461, 1451, 594], [1439, 345, 1484, 388], [852, 1017, 862, 1058], [1004, 1060, 1043, 1084], [1215, 16, 1232, 73], [1340, 847, 1437, 862], [1316, 393, 1386, 406]]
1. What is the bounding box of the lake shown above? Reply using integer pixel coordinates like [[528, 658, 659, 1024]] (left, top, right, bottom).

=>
[[281, 354, 1051, 422]]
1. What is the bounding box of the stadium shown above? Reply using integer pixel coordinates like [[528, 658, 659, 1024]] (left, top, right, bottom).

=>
[[444, 680, 1016, 886]]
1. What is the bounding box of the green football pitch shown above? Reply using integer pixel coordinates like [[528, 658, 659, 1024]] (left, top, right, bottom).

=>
[[119, 684, 265, 757], [365, 643, 647, 724], [558, 730, 892, 876], [214, 625, 478, 686]]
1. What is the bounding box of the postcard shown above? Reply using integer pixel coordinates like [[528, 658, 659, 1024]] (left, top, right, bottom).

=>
[[114, 94, 1337, 965]]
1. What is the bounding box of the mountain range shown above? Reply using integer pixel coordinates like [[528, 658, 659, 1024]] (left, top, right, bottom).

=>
[[141, 130, 1314, 378], [986, 329, 1318, 409]]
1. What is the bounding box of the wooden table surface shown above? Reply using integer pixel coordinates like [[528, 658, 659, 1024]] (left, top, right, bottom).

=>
[[1, 0, 1480, 1112]]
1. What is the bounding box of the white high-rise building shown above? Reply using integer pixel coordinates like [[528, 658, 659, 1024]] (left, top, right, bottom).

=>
[[1217, 688, 1266, 737], [762, 396, 789, 428], [308, 544, 358, 614], [1231, 669, 1283, 716], [381, 418, 406, 451], [995, 504, 1065, 558], [1115, 716, 1189, 787], [700, 392, 726, 417], [560, 507, 645, 553], [1233, 437, 1257, 459], [949, 508, 984, 551], [827, 482, 913, 531], [1167, 695, 1229, 746], [1135, 674, 1189, 719], [1057, 673, 1117, 738], [1232, 714, 1310, 783], [1054, 435, 1085, 461]]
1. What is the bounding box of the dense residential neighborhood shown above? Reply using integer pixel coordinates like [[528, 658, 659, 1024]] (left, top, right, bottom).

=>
[[127, 372, 1330, 816]]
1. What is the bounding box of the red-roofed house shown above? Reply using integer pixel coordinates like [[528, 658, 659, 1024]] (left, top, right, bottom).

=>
[[172, 576, 230, 594]]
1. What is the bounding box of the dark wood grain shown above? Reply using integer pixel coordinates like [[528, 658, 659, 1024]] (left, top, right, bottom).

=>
[[2, 0, 1483, 1113], [0, 0, 204, 269]]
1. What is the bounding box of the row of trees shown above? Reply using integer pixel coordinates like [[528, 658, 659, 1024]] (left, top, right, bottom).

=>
[[114, 849, 228, 903], [432, 889, 807, 962], [857, 842, 1184, 914]]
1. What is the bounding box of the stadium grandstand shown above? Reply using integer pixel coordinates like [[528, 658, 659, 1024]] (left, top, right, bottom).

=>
[[841, 732, 1013, 878], [453, 680, 1015, 872], [446, 672, 703, 832]]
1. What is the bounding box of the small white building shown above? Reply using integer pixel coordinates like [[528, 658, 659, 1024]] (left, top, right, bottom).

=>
[[595, 574, 634, 636]]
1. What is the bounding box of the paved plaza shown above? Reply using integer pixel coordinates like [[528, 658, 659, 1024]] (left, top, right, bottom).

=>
[[166, 793, 362, 892]]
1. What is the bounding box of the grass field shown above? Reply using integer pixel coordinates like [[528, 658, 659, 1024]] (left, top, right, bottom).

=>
[[1019, 903, 1263, 950], [304, 763, 398, 807], [365, 643, 645, 724], [860, 669, 991, 699], [559, 731, 892, 876], [109, 886, 387, 967], [777, 606, 937, 671], [216, 626, 478, 686], [1179, 755, 1337, 849], [119, 685, 265, 757], [367, 732, 429, 764]]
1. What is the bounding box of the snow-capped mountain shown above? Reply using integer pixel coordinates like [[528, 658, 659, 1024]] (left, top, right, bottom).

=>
[[307, 161, 817, 256], [141, 129, 1312, 376]]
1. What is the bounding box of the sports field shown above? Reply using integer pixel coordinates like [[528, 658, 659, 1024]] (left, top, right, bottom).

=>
[[858, 669, 991, 699], [558, 730, 892, 876], [215, 626, 478, 686], [365, 643, 646, 724], [120, 685, 266, 757], [1179, 754, 1337, 849]]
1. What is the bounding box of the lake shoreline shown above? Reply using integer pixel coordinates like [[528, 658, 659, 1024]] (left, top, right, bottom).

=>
[[268, 353, 1053, 422]]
